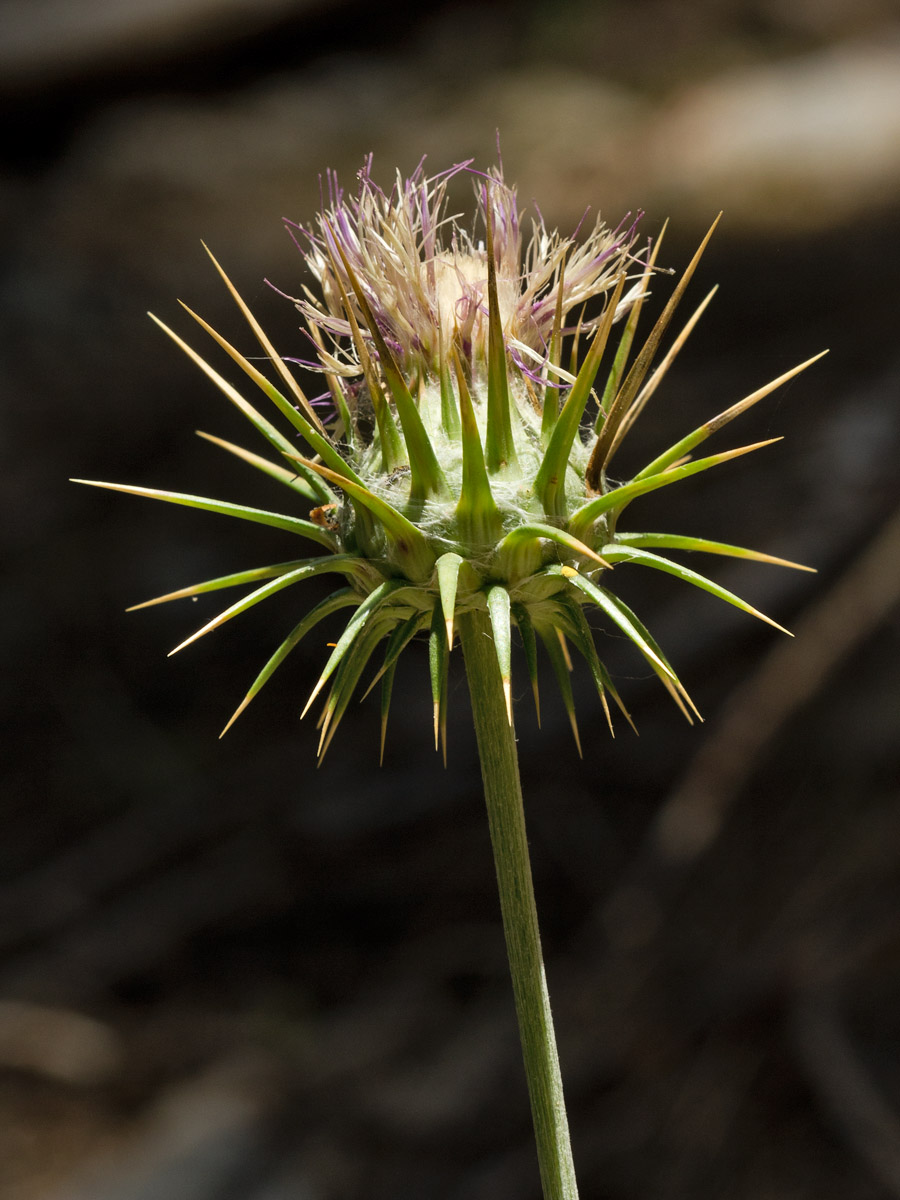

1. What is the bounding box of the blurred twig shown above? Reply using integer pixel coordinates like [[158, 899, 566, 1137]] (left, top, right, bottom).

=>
[[655, 500, 900, 863], [602, 499, 900, 951], [0, 833, 291, 1003], [791, 985, 900, 1198]]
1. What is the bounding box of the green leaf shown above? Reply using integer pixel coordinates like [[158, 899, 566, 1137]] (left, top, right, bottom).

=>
[[633, 350, 828, 482], [554, 566, 677, 680], [438, 659, 450, 767], [200, 242, 325, 432], [153, 310, 345, 493], [166, 556, 366, 656], [605, 285, 718, 460], [305, 319, 356, 450], [361, 611, 425, 702], [586, 214, 722, 486], [127, 555, 367, 611], [71, 479, 340, 548], [372, 613, 425, 762], [438, 340, 461, 439], [378, 651, 401, 765], [435, 551, 464, 647], [612, 532, 814, 572], [319, 233, 405, 473], [195, 431, 323, 502], [317, 613, 396, 763], [511, 602, 540, 725], [540, 249, 568, 445], [294, 456, 437, 581], [484, 193, 517, 473], [302, 578, 408, 718], [496, 522, 611, 580], [595, 224, 670, 428], [452, 349, 502, 545], [429, 599, 450, 750], [534, 270, 626, 515], [567, 439, 780, 543], [600, 545, 792, 633], [555, 598, 635, 734], [326, 221, 446, 498], [597, 280, 646, 423], [486, 584, 513, 724], [220, 588, 359, 736], [363, 329, 448, 503], [534, 621, 581, 756], [587, 586, 700, 722]]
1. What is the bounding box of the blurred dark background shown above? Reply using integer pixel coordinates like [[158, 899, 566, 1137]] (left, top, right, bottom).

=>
[[2, 1, 900, 1197]]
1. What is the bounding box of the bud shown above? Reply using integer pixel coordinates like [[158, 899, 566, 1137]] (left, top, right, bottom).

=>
[[74, 156, 824, 763]]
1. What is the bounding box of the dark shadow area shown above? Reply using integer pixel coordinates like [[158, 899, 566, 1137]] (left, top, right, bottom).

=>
[[2, 2, 899, 1197]]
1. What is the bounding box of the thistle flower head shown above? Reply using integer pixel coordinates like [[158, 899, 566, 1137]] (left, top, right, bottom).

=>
[[296, 156, 640, 384], [74, 156, 824, 763]]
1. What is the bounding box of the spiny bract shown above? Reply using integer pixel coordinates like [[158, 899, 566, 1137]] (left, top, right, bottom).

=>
[[75, 156, 823, 763]]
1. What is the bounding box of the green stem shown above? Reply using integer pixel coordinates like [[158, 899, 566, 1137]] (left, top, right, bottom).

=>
[[459, 608, 580, 1200]]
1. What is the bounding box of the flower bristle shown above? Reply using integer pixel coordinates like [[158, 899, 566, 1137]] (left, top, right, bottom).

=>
[[73, 155, 826, 762]]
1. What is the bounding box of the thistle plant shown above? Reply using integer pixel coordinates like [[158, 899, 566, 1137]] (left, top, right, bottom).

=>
[[74, 156, 823, 1199]]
